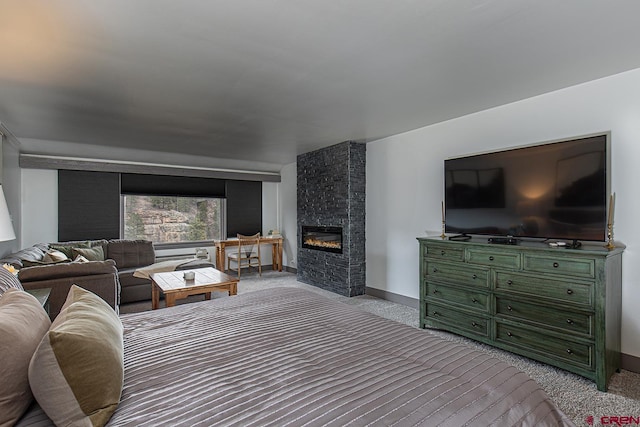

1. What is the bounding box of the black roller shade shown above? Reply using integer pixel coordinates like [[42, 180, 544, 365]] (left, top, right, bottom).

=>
[[58, 170, 120, 241], [121, 173, 226, 197], [226, 180, 262, 237]]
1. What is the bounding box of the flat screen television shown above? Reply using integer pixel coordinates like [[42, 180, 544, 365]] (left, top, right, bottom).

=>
[[444, 133, 610, 242]]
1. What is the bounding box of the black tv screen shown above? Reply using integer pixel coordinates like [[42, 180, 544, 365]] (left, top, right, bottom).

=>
[[444, 134, 609, 241]]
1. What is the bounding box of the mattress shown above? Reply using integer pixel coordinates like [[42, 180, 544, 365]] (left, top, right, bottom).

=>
[[18, 287, 574, 426]]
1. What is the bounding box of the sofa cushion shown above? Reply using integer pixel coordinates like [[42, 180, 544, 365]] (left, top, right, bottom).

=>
[[0, 266, 23, 297], [49, 242, 87, 259], [18, 259, 117, 282], [29, 285, 124, 427], [107, 239, 155, 269], [50, 240, 108, 259], [0, 289, 51, 426], [72, 245, 105, 261]]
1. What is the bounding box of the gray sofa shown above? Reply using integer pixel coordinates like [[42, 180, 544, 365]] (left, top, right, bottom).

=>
[[17, 259, 120, 320], [105, 239, 212, 304], [0, 240, 119, 319], [0, 239, 213, 316]]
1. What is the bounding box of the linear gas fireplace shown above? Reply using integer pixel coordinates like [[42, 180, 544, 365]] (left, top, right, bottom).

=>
[[302, 226, 343, 254]]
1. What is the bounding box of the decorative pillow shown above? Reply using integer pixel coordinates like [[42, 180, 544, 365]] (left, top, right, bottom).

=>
[[0, 289, 51, 426], [72, 245, 105, 261], [49, 242, 89, 259], [51, 240, 107, 259], [72, 254, 90, 263], [42, 248, 69, 263], [29, 285, 124, 427], [0, 265, 23, 297]]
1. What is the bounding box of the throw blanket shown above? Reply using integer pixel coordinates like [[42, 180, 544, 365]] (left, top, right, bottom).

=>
[[132, 259, 195, 279]]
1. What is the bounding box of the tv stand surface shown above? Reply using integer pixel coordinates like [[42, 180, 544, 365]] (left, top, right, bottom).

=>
[[417, 236, 624, 392]]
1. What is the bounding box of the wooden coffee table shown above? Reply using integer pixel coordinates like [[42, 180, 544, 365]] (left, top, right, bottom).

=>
[[151, 267, 238, 309]]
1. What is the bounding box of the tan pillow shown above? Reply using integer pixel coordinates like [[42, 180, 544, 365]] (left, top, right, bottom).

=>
[[0, 289, 51, 426], [72, 245, 105, 261], [29, 285, 123, 427], [42, 248, 69, 263], [72, 254, 90, 263]]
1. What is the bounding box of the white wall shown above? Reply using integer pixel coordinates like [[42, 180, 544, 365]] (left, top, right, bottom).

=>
[[21, 169, 57, 247], [279, 162, 297, 268], [0, 131, 21, 255], [260, 182, 279, 264], [366, 67, 640, 359]]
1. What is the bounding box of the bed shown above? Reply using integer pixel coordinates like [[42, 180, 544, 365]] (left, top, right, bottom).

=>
[[17, 287, 574, 426]]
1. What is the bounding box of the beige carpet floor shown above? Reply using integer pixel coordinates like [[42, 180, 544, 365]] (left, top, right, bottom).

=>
[[120, 270, 640, 425]]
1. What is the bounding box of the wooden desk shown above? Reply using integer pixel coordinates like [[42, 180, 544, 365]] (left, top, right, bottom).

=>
[[214, 235, 283, 273], [151, 267, 238, 309]]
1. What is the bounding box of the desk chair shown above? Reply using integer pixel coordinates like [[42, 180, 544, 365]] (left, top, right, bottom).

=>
[[227, 233, 261, 278]]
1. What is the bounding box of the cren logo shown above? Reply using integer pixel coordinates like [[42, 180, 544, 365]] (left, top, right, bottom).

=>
[[600, 416, 640, 425]]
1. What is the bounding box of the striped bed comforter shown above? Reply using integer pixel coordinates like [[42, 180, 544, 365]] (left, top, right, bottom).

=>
[[20, 287, 574, 426]]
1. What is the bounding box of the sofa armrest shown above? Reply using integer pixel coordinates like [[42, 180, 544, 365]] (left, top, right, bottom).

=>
[[18, 260, 120, 320], [18, 260, 117, 282]]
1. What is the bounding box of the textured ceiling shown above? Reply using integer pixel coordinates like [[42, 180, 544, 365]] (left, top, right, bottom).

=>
[[2, 0, 640, 172]]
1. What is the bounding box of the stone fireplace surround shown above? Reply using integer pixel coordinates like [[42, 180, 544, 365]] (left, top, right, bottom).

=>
[[297, 141, 365, 297]]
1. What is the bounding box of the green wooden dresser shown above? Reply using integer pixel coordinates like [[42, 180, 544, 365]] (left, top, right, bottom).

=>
[[417, 236, 624, 391]]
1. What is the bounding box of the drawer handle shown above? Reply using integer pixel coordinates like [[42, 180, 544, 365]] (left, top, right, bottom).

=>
[[507, 279, 513, 285], [432, 311, 440, 317], [432, 289, 439, 294], [440, 250, 446, 256], [566, 319, 574, 325], [471, 321, 478, 327], [507, 305, 513, 311], [432, 267, 438, 273], [566, 349, 573, 354], [507, 332, 513, 337], [472, 274, 477, 279], [566, 289, 574, 295], [553, 262, 559, 268], [489, 256, 494, 261], [471, 298, 478, 303]]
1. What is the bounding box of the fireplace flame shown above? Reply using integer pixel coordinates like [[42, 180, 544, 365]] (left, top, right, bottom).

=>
[[304, 237, 341, 249]]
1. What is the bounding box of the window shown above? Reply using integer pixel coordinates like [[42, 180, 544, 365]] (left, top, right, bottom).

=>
[[122, 195, 224, 245]]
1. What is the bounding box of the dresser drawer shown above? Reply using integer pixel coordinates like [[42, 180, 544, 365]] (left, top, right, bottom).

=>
[[523, 254, 595, 278], [425, 244, 464, 261], [426, 282, 489, 313], [495, 296, 593, 337], [425, 260, 489, 288], [495, 271, 592, 306], [495, 321, 593, 370], [466, 248, 521, 269], [425, 302, 489, 338]]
